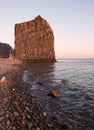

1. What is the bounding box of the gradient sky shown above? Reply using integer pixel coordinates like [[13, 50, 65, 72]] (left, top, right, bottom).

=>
[[0, 0, 94, 58]]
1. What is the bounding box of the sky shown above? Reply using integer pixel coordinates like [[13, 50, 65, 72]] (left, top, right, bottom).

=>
[[0, 0, 94, 58]]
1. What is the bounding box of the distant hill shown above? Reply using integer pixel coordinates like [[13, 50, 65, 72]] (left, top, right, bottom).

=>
[[0, 42, 13, 58]]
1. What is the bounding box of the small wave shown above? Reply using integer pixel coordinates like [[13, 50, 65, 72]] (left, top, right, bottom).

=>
[[83, 94, 94, 100], [23, 70, 37, 85], [61, 79, 69, 84]]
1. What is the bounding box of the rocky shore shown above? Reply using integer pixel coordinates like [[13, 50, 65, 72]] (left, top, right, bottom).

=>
[[0, 59, 79, 130], [0, 58, 22, 76]]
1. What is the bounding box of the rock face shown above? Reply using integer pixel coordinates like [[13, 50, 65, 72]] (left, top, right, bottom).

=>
[[0, 42, 12, 58], [14, 15, 56, 62]]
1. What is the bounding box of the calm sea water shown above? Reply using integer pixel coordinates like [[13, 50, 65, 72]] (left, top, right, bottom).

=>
[[23, 59, 94, 130]]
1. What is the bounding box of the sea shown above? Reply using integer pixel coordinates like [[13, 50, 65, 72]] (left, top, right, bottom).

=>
[[23, 59, 94, 130]]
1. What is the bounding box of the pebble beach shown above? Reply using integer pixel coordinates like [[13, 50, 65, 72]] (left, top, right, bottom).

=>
[[1, 58, 93, 130], [0, 58, 76, 130]]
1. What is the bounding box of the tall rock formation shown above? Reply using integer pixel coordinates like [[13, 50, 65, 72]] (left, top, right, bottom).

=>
[[0, 42, 12, 58], [14, 15, 56, 62]]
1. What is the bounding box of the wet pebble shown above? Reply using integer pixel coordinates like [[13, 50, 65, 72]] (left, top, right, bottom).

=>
[[48, 90, 61, 98]]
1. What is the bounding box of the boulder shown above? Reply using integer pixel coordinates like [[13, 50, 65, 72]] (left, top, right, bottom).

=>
[[0, 42, 13, 58], [48, 90, 61, 98]]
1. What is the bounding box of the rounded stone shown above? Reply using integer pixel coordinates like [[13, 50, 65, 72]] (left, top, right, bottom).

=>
[[0, 85, 10, 109]]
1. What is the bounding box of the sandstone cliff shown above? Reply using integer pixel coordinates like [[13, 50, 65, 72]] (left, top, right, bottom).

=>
[[0, 42, 12, 58], [14, 15, 56, 62]]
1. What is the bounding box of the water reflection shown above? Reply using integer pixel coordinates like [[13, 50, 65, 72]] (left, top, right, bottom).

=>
[[23, 63, 56, 85]]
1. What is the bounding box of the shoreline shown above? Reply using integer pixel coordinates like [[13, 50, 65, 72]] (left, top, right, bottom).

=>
[[0, 59, 49, 129], [0, 59, 58, 129], [0, 58, 22, 76], [0, 58, 79, 130]]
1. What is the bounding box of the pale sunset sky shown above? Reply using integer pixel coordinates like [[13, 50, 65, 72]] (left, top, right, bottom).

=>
[[0, 0, 94, 58]]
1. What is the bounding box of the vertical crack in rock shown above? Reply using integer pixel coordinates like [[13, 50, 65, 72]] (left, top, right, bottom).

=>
[[14, 15, 56, 62]]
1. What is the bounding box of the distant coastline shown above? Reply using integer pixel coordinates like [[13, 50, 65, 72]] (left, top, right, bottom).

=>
[[56, 58, 94, 60]]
